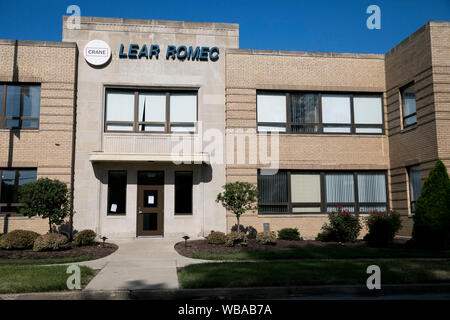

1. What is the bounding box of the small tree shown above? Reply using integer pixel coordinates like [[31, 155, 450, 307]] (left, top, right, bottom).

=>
[[216, 182, 258, 233], [412, 160, 450, 249], [19, 178, 69, 233]]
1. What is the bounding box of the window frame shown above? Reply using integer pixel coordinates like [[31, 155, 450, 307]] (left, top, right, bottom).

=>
[[104, 87, 198, 134], [107, 170, 127, 215], [174, 171, 193, 215], [401, 82, 417, 129], [256, 91, 384, 135], [257, 169, 389, 215], [0, 83, 41, 130], [0, 168, 37, 215]]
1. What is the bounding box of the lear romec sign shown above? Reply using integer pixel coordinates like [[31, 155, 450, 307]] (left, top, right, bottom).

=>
[[84, 41, 220, 66], [119, 44, 219, 61]]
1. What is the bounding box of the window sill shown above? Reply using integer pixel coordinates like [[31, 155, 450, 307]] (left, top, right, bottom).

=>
[[400, 124, 418, 134], [0, 128, 39, 132], [106, 213, 126, 217], [257, 213, 371, 217], [256, 132, 386, 138]]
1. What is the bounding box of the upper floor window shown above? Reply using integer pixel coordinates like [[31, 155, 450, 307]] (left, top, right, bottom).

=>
[[105, 89, 197, 133], [408, 165, 421, 213], [0, 168, 37, 214], [401, 83, 417, 128], [256, 92, 383, 134], [0, 84, 40, 129]]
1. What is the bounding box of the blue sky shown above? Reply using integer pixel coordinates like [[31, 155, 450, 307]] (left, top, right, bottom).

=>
[[0, 0, 449, 54]]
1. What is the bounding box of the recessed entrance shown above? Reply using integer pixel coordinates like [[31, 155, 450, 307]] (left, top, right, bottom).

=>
[[136, 171, 164, 236]]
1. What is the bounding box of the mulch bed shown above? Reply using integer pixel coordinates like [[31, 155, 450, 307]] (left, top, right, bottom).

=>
[[0, 243, 118, 259], [175, 238, 409, 257]]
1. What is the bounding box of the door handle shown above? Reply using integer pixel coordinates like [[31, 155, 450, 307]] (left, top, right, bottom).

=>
[[138, 207, 143, 214]]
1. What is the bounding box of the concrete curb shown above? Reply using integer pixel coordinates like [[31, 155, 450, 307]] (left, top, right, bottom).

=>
[[1, 283, 450, 300]]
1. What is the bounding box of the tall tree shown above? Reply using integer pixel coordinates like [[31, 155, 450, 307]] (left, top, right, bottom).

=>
[[412, 160, 450, 248]]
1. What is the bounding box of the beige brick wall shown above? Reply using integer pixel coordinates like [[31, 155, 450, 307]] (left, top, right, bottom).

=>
[[225, 49, 387, 238], [0, 40, 77, 234], [385, 21, 450, 236]]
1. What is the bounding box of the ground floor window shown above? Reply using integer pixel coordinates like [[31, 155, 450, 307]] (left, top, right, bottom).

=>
[[258, 169, 388, 214], [107, 170, 127, 214], [408, 165, 421, 213], [175, 171, 193, 215], [0, 168, 37, 213]]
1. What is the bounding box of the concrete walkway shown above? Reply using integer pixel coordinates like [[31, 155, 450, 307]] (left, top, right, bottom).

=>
[[76, 238, 207, 291]]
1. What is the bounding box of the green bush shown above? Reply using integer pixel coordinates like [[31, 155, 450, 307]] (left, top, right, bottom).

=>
[[225, 232, 248, 247], [256, 231, 277, 245], [316, 206, 361, 242], [231, 224, 258, 239], [33, 233, 69, 252], [412, 160, 450, 249], [0, 230, 40, 250], [73, 229, 96, 246], [364, 211, 402, 247], [207, 231, 227, 245], [277, 228, 302, 241]]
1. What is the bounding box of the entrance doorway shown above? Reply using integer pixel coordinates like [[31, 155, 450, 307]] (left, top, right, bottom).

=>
[[136, 171, 164, 236]]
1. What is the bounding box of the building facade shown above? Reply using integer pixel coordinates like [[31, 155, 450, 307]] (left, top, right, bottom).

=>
[[0, 40, 78, 234], [0, 17, 449, 239]]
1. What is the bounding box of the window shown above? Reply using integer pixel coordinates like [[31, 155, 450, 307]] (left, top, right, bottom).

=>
[[322, 94, 351, 133], [353, 96, 383, 133], [175, 171, 193, 215], [290, 93, 320, 133], [107, 171, 127, 214], [257, 171, 289, 213], [256, 94, 286, 132], [325, 173, 355, 212], [401, 83, 417, 128], [408, 165, 421, 213], [105, 89, 197, 133], [257, 170, 388, 214], [0, 84, 40, 129], [0, 169, 37, 214], [290, 173, 321, 212], [256, 92, 383, 134]]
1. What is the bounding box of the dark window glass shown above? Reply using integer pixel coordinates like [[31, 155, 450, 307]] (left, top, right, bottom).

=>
[[5, 86, 21, 118], [290, 93, 319, 133], [1, 84, 40, 129], [138, 171, 164, 185], [0, 169, 37, 213], [408, 166, 421, 213], [107, 171, 127, 214], [258, 170, 288, 213], [402, 83, 417, 127], [143, 213, 158, 231], [175, 171, 193, 215]]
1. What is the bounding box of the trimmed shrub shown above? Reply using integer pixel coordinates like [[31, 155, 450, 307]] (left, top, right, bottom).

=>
[[207, 231, 227, 245], [225, 232, 248, 247], [412, 160, 450, 249], [256, 231, 277, 245], [316, 206, 361, 242], [364, 211, 402, 247], [33, 233, 69, 252], [73, 229, 96, 246], [277, 228, 302, 241], [0, 230, 40, 250], [231, 224, 258, 239]]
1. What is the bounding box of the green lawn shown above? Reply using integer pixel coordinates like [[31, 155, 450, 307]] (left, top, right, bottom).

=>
[[0, 265, 96, 294], [178, 259, 450, 288], [190, 246, 450, 260], [0, 256, 99, 266]]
